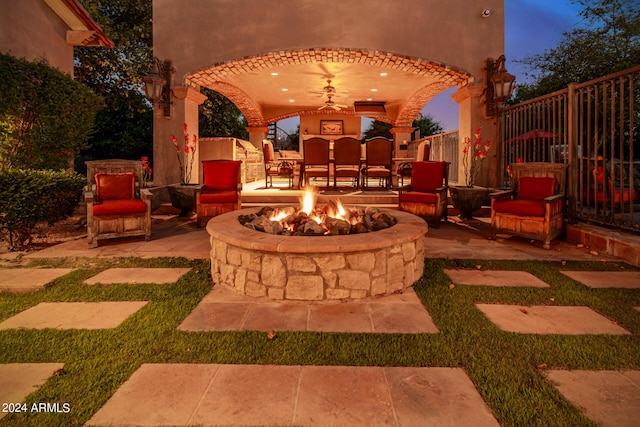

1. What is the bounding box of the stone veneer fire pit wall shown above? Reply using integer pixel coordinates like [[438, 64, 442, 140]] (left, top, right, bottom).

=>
[[207, 207, 428, 300]]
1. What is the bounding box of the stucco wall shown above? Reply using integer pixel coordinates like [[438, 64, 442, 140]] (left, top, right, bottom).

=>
[[154, 0, 504, 85], [0, 0, 74, 75]]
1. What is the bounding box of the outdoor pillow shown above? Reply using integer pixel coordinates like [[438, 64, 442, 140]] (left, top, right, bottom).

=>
[[95, 172, 134, 200], [411, 161, 445, 192], [203, 160, 241, 191], [518, 176, 556, 201]]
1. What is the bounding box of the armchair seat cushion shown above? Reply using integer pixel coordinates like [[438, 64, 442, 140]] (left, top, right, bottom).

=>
[[493, 199, 546, 217], [200, 189, 238, 204], [93, 199, 148, 216], [399, 191, 438, 204], [363, 166, 391, 177]]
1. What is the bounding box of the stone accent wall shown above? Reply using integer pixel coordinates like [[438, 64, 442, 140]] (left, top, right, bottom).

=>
[[207, 207, 428, 301]]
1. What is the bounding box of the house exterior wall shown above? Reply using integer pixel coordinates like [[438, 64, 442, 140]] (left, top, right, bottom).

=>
[[153, 0, 504, 87], [0, 0, 74, 75]]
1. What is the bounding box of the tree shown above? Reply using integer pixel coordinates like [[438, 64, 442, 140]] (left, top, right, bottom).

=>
[[199, 89, 249, 139], [75, 0, 154, 166], [363, 113, 443, 140], [0, 53, 102, 170], [515, 0, 640, 101]]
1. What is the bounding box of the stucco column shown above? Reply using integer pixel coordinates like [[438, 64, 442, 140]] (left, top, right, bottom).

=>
[[451, 84, 499, 187], [390, 127, 415, 158], [246, 126, 269, 150], [152, 86, 207, 186]]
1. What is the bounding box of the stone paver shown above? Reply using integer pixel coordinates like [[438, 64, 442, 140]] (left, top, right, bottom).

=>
[[547, 370, 640, 427], [87, 364, 499, 427], [560, 271, 640, 288], [476, 304, 631, 335], [445, 269, 550, 287], [0, 269, 73, 293], [84, 268, 191, 285], [0, 301, 148, 330], [178, 286, 438, 333], [0, 363, 64, 420]]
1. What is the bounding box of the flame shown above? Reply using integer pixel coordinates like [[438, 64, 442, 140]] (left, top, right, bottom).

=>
[[266, 185, 363, 234], [300, 185, 317, 216]]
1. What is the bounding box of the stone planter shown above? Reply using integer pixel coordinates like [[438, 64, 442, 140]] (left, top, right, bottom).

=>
[[450, 186, 489, 219], [168, 184, 197, 217]]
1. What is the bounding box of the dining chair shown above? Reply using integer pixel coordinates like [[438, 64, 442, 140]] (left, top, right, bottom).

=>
[[333, 137, 362, 190], [262, 140, 294, 188], [361, 137, 392, 190], [303, 137, 330, 188]]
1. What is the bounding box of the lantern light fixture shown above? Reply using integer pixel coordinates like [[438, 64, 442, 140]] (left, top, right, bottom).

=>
[[142, 57, 174, 117], [484, 55, 516, 118]]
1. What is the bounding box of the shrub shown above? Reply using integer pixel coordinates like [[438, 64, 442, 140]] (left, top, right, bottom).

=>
[[0, 52, 102, 170], [0, 169, 85, 249]]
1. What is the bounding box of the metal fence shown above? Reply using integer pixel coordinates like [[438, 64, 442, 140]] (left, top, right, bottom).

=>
[[408, 130, 461, 184], [499, 65, 640, 232]]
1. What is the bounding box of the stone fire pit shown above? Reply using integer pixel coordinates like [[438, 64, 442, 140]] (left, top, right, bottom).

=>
[[206, 207, 428, 300]]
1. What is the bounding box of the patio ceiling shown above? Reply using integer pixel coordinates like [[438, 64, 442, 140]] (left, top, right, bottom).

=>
[[187, 49, 470, 127]]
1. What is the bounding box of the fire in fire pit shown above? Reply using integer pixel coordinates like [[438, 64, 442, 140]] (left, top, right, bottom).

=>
[[238, 186, 396, 236]]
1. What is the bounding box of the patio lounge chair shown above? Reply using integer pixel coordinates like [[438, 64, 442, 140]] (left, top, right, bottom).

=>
[[262, 140, 294, 188], [85, 159, 152, 248], [398, 161, 449, 226], [490, 162, 567, 249], [195, 160, 242, 227], [397, 140, 430, 187]]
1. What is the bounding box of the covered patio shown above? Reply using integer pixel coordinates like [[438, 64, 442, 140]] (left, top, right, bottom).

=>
[[147, 0, 511, 189]]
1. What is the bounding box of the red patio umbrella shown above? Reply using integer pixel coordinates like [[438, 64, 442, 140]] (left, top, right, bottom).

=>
[[506, 129, 559, 142]]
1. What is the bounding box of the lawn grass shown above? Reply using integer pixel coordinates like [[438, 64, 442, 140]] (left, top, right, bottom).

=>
[[0, 257, 638, 426]]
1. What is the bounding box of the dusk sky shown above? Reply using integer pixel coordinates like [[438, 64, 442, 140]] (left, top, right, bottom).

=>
[[280, 0, 586, 134], [421, 0, 585, 131]]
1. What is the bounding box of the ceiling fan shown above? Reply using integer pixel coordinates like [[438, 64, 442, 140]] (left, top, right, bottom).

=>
[[318, 94, 347, 111], [316, 79, 347, 110]]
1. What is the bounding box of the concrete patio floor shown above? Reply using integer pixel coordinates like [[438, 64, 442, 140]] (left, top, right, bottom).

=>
[[1, 212, 638, 426]]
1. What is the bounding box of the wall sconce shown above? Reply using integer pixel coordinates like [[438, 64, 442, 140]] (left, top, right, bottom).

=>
[[484, 55, 516, 118], [142, 57, 174, 117]]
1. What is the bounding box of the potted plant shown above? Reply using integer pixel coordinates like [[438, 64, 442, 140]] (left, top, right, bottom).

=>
[[450, 126, 491, 219], [168, 123, 198, 216]]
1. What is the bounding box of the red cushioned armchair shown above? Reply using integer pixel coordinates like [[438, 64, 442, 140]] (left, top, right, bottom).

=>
[[85, 159, 152, 248], [195, 160, 242, 227], [398, 161, 449, 226], [490, 162, 567, 249]]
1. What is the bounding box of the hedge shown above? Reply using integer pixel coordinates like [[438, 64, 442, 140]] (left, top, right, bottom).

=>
[[0, 169, 85, 249]]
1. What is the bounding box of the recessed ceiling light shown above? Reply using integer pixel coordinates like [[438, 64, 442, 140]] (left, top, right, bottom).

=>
[[367, 98, 373, 101], [380, 72, 388, 77], [371, 88, 378, 92], [271, 72, 278, 76], [289, 99, 295, 103], [282, 88, 288, 91]]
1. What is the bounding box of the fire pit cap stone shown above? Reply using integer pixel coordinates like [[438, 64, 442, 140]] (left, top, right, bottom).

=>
[[207, 207, 427, 254]]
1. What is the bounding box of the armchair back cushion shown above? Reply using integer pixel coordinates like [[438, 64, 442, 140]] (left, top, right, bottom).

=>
[[518, 176, 556, 201], [95, 172, 134, 200], [203, 160, 242, 191], [411, 161, 444, 192]]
